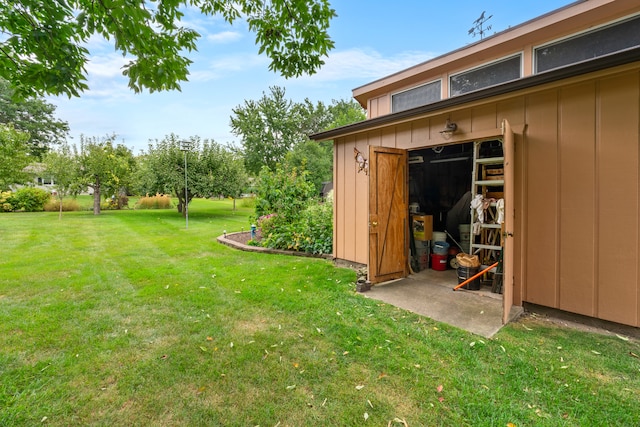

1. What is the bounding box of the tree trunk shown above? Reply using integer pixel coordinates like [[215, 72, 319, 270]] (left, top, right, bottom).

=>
[[58, 196, 63, 220], [93, 180, 101, 215]]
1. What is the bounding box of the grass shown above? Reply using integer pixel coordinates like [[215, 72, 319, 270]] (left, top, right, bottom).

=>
[[1, 198, 639, 426]]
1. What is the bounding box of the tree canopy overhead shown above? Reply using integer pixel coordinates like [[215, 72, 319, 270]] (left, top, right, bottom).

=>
[[0, 0, 336, 98]]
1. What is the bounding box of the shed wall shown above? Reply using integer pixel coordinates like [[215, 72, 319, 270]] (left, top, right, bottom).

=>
[[334, 66, 640, 327]]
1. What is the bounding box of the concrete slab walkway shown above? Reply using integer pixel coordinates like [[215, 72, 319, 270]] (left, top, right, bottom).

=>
[[363, 269, 521, 338]]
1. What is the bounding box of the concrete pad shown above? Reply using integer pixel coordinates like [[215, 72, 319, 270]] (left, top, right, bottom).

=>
[[364, 269, 521, 338]]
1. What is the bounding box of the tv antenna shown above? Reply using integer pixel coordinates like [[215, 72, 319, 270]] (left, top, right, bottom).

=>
[[469, 11, 493, 39]]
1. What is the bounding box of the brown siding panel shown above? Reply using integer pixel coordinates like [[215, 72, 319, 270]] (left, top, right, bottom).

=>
[[335, 138, 346, 260], [355, 135, 370, 264], [524, 90, 559, 307], [558, 82, 597, 316], [597, 73, 639, 326]]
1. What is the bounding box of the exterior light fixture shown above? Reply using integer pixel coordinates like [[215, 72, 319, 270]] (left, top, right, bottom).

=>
[[439, 119, 458, 138]]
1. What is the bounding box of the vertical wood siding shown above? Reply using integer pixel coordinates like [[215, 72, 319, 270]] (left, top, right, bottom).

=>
[[333, 67, 640, 326]]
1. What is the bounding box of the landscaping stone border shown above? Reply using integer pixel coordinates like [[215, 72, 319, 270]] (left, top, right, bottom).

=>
[[217, 231, 334, 260]]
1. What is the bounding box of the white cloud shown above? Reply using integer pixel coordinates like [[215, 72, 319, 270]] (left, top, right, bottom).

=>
[[296, 48, 437, 84], [207, 30, 243, 44], [85, 53, 129, 78]]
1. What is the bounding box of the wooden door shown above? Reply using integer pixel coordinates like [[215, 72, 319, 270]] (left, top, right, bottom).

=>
[[369, 146, 409, 283], [502, 120, 515, 324]]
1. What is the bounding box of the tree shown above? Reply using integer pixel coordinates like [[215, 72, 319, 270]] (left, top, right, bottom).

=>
[[76, 135, 135, 215], [232, 90, 364, 190], [283, 98, 365, 192], [0, 123, 31, 190], [0, 79, 69, 159], [0, 0, 336, 99], [231, 86, 307, 175], [143, 135, 248, 215], [43, 142, 81, 219], [284, 141, 332, 194]]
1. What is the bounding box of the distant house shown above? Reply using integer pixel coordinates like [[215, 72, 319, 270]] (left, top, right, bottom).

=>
[[20, 163, 56, 193], [311, 0, 640, 327]]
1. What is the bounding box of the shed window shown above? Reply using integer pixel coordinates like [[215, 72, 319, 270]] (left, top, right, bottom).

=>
[[535, 14, 640, 73], [392, 80, 441, 113], [449, 55, 521, 97]]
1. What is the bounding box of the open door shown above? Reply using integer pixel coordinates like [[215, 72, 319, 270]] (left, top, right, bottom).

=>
[[369, 146, 409, 284], [502, 120, 515, 324]]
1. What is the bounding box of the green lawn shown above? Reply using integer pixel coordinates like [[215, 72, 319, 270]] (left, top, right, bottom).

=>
[[1, 199, 639, 426]]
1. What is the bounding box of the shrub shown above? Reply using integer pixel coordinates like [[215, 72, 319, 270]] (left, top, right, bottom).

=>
[[44, 199, 81, 212], [255, 166, 315, 223], [12, 187, 51, 212], [260, 198, 333, 254], [0, 191, 15, 212], [135, 194, 173, 209], [239, 196, 256, 209]]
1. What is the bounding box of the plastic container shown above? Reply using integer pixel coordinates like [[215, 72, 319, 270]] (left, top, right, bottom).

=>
[[458, 224, 471, 251], [457, 266, 480, 290], [419, 254, 429, 270], [433, 241, 450, 255], [431, 254, 447, 271], [432, 231, 447, 245]]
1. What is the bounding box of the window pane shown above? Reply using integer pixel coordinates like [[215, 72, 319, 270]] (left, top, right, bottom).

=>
[[450, 55, 521, 96], [392, 80, 441, 113], [536, 15, 640, 73]]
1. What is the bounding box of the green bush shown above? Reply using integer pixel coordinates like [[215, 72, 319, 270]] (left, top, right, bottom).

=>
[[255, 166, 315, 223], [255, 167, 332, 255], [135, 194, 173, 209], [238, 196, 256, 209], [0, 191, 15, 212], [12, 187, 51, 212], [44, 199, 81, 212]]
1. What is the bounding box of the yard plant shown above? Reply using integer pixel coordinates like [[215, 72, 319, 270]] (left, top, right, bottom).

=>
[[1, 199, 639, 426]]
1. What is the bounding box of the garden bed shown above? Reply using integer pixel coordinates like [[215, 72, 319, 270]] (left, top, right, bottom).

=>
[[217, 231, 333, 260]]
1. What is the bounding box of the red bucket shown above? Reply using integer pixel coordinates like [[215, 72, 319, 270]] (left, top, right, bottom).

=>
[[431, 254, 447, 271]]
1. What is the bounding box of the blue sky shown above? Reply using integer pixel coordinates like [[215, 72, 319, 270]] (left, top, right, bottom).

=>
[[48, 1, 574, 153]]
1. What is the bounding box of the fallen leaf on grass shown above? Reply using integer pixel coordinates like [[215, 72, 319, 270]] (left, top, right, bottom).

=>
[[507, 423, 517, 427], [286, 385, 296, 390], [591, 350, 601, 355], [378, 373, 387, 379], [367, 399, 373, 408], [364, 412, 369, 421], [630, 352, 639, 359], [160, 355, 168, 360], [199, 346, 207, 352], [206, 336, 213, 341], [616, 334, 629, 341], [437, 385, 443, 393], [355, 385, 365, 390]]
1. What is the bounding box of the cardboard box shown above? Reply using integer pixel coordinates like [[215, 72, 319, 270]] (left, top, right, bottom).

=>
[[412, 215, 433, 241]]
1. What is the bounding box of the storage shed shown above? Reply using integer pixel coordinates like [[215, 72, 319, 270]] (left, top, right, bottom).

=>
[[311, 0, 640, 327]]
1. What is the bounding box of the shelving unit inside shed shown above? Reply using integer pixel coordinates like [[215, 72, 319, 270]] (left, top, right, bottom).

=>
[[470, 140, 504, 265]]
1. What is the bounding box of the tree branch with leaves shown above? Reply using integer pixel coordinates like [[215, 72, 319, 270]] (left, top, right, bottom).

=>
[[0, 0, 336, 99]]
